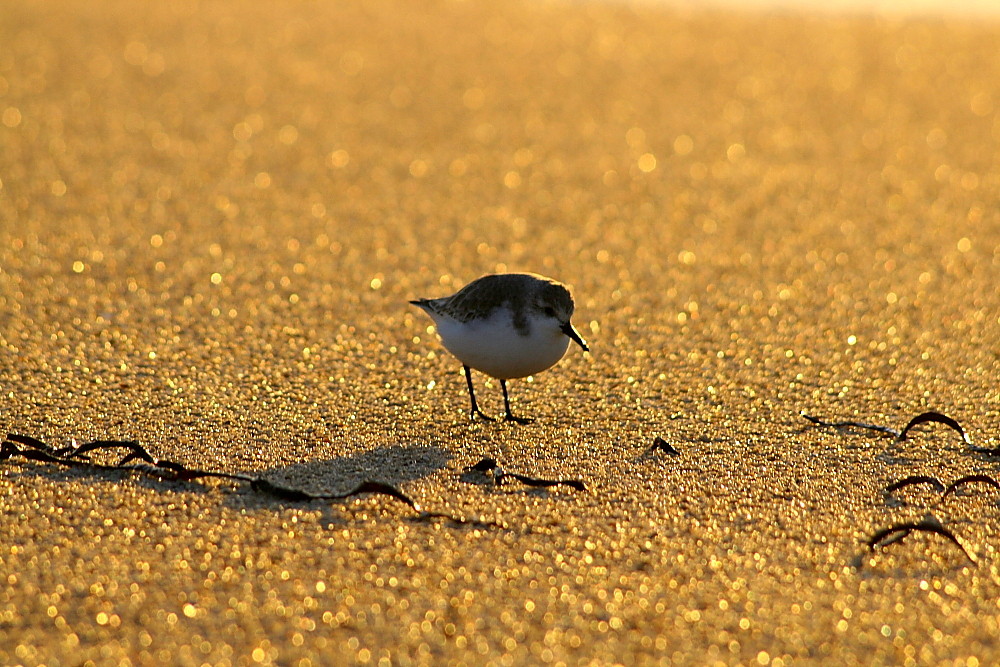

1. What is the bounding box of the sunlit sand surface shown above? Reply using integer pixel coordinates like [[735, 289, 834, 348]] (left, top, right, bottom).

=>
[[3, 1, 1000, 664]]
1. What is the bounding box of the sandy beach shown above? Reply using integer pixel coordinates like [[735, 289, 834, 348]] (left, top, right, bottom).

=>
[[2, 0, 1000, 664]]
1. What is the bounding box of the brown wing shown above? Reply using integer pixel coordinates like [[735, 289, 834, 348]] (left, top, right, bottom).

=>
[[434, 274, 536, 322]]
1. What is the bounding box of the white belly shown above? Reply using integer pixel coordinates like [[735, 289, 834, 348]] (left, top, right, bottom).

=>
[[434, 311, 570, 379]]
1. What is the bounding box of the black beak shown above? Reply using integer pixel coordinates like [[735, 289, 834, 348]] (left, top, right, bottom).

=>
[[560, 322, 589, 352]]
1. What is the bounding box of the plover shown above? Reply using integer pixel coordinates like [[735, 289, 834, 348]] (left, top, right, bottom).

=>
[[410, 273, 589, 423]]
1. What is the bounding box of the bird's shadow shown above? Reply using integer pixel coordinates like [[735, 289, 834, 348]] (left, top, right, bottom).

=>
[[4, 441, 453, 524], [224, 444, 453, 521]]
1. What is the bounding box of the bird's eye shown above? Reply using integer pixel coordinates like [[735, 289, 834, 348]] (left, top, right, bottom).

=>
[[543, 306, 556, 317]]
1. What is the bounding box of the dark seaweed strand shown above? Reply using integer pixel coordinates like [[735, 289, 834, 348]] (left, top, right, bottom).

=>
[[151, 460, 254, 483], [6, 433, 58, 452], [648, 437, 680, 456], [466, 457, 499, 472], [117, 450, 159, 466], [58, 439, 154, 462], [799, 412, 901, 437], [942, 474, 1000, 499], [1, 438, 131, 473], [2, 434, 498, 525], [3, 436, 258, 484], [898, 412, 971, 445], [249, 478, 417, 509], [1, 440, 104, 468], [866, 521, 975, 563], [410, 511, 503, 529], [6, 437, 411, 504], [467, 457, 587, 491], [321, 481, 419, 509], [884, 475, 946, 494], [870, 528, 913, 548]]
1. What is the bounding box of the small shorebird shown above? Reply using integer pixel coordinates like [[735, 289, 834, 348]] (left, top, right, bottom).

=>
[[410, 273, 589, 423]]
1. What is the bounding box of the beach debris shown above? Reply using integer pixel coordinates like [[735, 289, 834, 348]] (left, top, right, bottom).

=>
[[647, 437, 680, 456], [250, 477, 419, 508], [897, 412, 971, 445], [465, 457, 586, 491], [884, 475, 946, 495], [54, 438, 156, 462], [799, 411, 901, 437], [866, 517, 974, 563], [942, 474, 1000, 500], [801, 410, 971, 446], [2, 432, 491, 520], [883, 473, 1000, 506], [1, 432, 510, 529], [5, 433, 53, 452], [467, 457, 501, 473]]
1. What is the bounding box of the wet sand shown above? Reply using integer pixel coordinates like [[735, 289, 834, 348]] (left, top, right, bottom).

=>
[[2, 1, 1000, 664]]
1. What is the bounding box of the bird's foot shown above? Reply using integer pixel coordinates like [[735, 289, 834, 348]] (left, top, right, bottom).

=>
[[504, 413, 534, 425], [470, 408, 495, 422]]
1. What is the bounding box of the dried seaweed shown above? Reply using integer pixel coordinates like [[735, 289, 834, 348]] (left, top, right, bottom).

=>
[[467, 457, 501, 473], [465, 457, 586, 491], [866, 519, 974, 564], [802, 410, 972, 447], [884, 475, 946, 495], [249, 477, 418, 508], [6, 433, 55, 451], [883, 473, 1000, 510], [409, 510, 502, 529], [803, 411, 992, 567], [799, 411, 902, 437], [1, 433, 494, 527], [897, 412, 971, 445], [942, 474, 1000, 499], [647, 437, 680, 457]]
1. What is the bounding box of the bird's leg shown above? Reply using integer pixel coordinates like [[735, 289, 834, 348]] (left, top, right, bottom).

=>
[[500, 379, 534, 424], [463, 365, 494, 421]]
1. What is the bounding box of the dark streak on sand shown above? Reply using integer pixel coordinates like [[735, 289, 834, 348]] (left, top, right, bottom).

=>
[[1, 433, 497, 528], [465, 457, 586, 491], [866, 519, 974, 564]]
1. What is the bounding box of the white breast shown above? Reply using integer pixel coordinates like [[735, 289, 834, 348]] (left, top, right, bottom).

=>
[[433, 310, 570, 379]]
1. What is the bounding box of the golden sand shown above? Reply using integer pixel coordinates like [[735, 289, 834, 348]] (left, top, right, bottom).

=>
[[2, 1, 1000, 664]]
